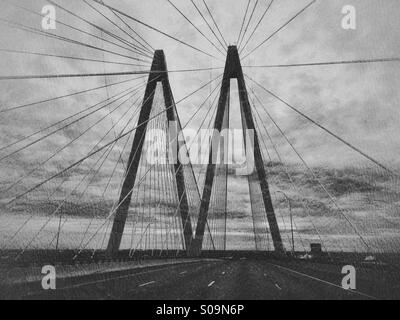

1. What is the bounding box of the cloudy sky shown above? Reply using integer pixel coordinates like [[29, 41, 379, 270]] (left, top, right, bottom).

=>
[[0, 0, 400, 252], [1, 0, 400, 167]]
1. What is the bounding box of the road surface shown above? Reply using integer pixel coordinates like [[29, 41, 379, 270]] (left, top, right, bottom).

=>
[[8, 258, 400, 300]]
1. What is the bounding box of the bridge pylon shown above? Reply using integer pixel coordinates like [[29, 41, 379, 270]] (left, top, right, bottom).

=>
[[106, 50, 194, 257], [190, 46, 285, 256]]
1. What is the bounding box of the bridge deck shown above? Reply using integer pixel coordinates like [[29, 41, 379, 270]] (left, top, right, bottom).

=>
[[2, 257, 400, 300]]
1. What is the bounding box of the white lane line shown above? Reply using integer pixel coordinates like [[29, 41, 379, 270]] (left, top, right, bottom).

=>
[[269, 263, 377, 300], [139, 281, 156, 288], [50, 261, 220, 292], [222, 272, 226, 275], [180, 271, 187, 275], [275, 284, 282, 291], [208, 281, 216, 287]]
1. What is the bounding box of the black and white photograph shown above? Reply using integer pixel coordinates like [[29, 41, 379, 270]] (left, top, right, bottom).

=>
[[0, 0, 400, 305]]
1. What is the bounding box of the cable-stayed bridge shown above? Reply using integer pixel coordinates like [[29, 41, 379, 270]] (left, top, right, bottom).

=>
[[1, 0, 400, 300]]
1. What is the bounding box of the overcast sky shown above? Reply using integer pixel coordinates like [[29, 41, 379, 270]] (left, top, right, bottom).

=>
[[0, 0, 400, 251], [0, 0, 399, 172]]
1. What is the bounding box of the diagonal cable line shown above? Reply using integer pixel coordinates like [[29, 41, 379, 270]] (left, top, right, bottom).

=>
[[32, 87, 220, 257], [2, 0, 152, 60], [16, 128, 131, 256], [180, 79, 222, 133], [53, 142, 119, 250], [0, 76, 145, 114], [240, 0, 274, 54], [47, 0, 153, 59], [243, 57, 400, 68], [250, 89, 372, 253], [189, 0, 227, 52], [82, 0, 153, 58], [243, 0, 317, 60], [92, 112, 144, 228], [238, 0, 260, 49], [51, 95, 146, 250], [0, 70, 150, 81], [245, 74, 397, 176], [2, 102, 136, 252], [0, 87, 139, 162], [236, 0, 252, 45], [0, 18, 150, 63], [2, 0, 399, 278], [0, 48, 150, 68], [78, 82, 222, 257], [202, 0, 228, 48], [164, 67, 224, 73], [250, 89, 330, 255], [4, 89, 153, 251], [82, 117, 192, 255], [0, 67, 224, 82], [0, 79, 146, 153], [2, 142, 114, 252], [108, 9, 154, 54], [101, 30, 128, 166], [165, 0, 225, 56], [92, 0, 220, 60], [251, 95, 329, 254], [6, 75, 222, 205]]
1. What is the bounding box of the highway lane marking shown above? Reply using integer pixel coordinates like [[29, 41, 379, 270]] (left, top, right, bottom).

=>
[[127, 261, 224, 295], [268, 263, 377, 300], [259, 267, 281, 291], [139, 281, 156, 288], [222, 272, 225, 275], [35, 261, 221, 293]]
